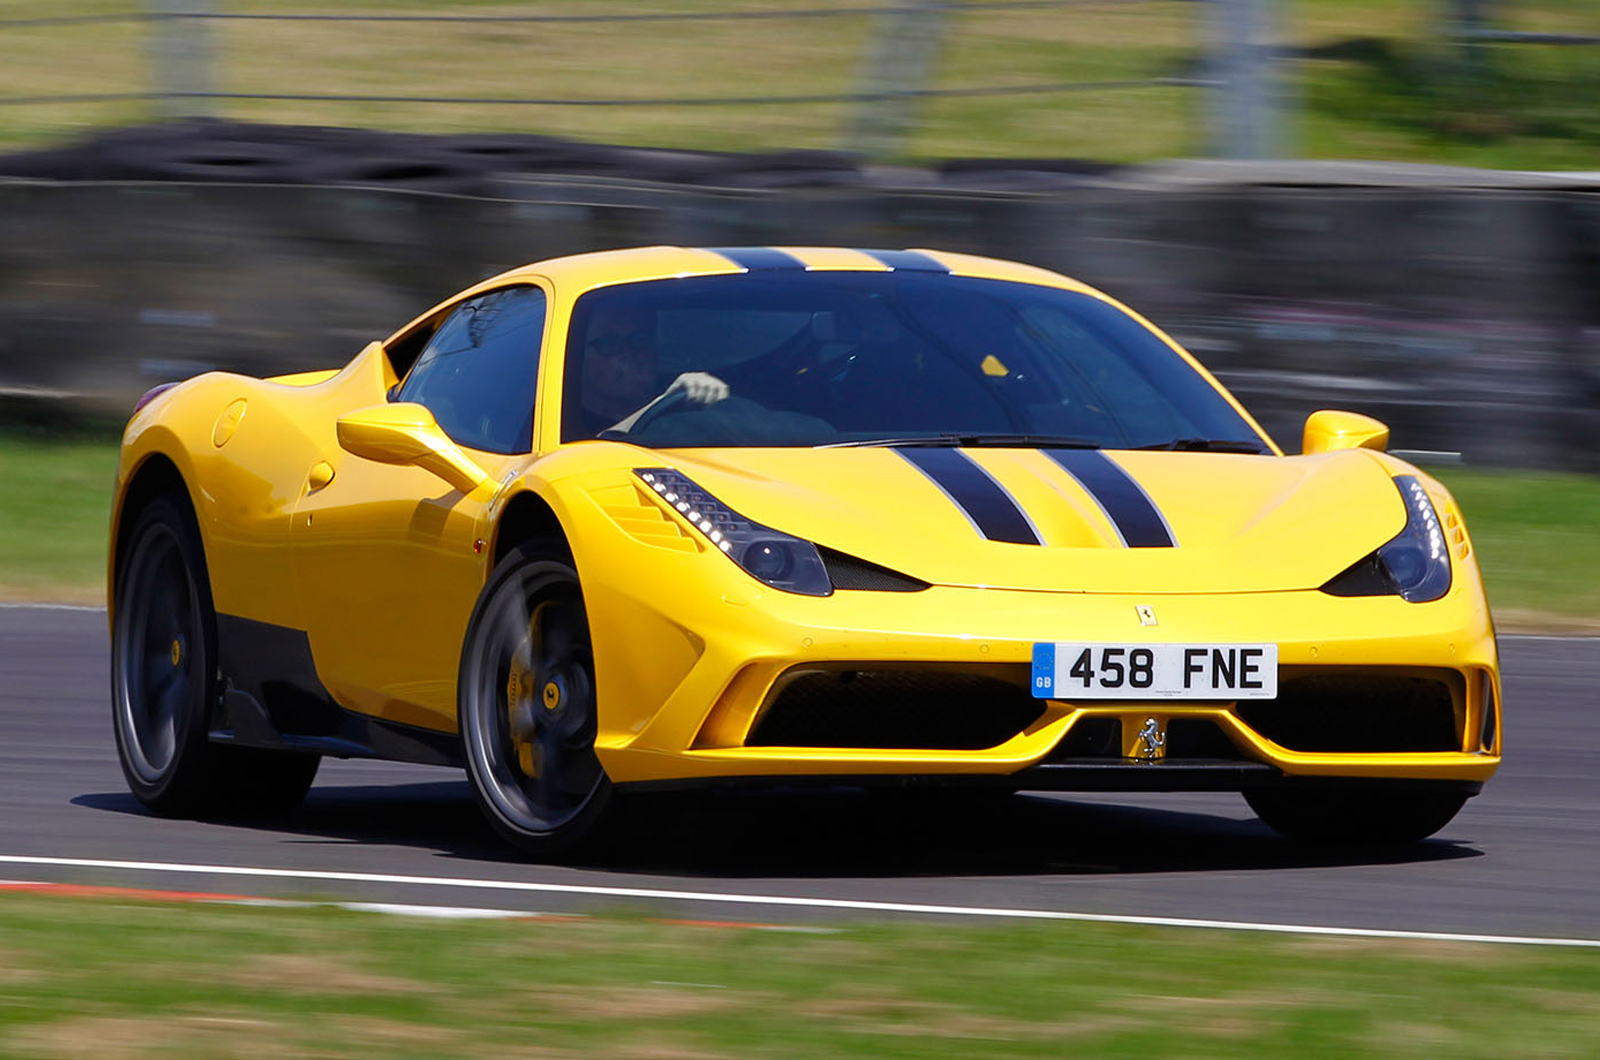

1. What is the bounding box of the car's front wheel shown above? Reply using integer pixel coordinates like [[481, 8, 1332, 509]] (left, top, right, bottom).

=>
[[1245, 784, 1468, 845], [458, 543, 613, 857]]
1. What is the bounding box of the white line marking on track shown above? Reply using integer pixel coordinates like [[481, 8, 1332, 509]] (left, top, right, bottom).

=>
[[3, 853, 1598, 948], [0, 603, 104, 612], [335, 902, 537, 920]]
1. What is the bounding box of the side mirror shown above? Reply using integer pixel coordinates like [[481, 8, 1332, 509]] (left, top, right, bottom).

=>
[[1302, 410, 1389, 455], [336, 403, 489, 494]]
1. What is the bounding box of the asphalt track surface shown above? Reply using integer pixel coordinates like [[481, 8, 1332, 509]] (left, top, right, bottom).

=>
[[3, 605, 1598, 940]]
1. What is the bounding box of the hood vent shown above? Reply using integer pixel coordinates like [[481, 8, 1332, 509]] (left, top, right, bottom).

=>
[[818, 547, 929, 592]]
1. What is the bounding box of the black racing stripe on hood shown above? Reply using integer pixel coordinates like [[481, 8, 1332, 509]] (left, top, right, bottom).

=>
[[1044, 449, 1175, 548], [859, 249, 949, 273], [707, 247, 807, 271], [898, 448, 1041, 546]]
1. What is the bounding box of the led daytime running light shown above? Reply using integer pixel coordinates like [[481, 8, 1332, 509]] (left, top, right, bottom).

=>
[[1378, 474, 1452, 602], [635, 468, 832, 596]]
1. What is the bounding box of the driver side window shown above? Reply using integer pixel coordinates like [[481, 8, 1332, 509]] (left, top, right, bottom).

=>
[[394, 286, 546, 455]]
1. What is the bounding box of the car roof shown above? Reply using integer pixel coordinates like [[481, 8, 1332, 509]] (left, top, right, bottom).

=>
[[499, 245, 1094, 296], [385, 246, 1104, 346]]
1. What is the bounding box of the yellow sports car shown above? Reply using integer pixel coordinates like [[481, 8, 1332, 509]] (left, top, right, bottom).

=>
[[109, 246, 1500, 855]]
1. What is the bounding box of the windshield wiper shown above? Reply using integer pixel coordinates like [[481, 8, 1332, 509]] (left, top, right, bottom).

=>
[[820, 433, 1102, 450], [1136, 437, 1270, 453]]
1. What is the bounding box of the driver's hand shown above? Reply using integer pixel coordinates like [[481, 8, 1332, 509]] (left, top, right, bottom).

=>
[[666, 371, 729, 407]]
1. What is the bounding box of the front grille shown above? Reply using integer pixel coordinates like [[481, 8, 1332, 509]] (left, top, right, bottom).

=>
[[818, 547, 929, 592], [1167, 718, 1246, 759], [1050, 716, 1121, 758], [1045, 717, 1243, 760], [1235, 673, 1458, 753], [747, 669, 1043, 749]]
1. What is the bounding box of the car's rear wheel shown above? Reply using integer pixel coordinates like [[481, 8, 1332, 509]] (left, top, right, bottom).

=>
[[1245, 785, 1468, 845], [112, 492, 319, 816], [459, 543, 612, 857]]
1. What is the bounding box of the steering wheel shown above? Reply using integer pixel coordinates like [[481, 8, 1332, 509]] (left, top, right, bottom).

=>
[[622, 386, 691, 439]]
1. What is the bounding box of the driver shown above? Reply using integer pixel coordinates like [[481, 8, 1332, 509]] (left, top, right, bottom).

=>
[[579, 305, 729, 435]]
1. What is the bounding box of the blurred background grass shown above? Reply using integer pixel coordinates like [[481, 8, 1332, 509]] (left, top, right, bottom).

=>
[[0, 431, 119, 603], [0, 0, 1594, 166], [3, 891, 1600, 1059]]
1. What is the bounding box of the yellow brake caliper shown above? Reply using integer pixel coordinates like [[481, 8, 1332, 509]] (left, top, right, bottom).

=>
[[506, 601, 556, 778]]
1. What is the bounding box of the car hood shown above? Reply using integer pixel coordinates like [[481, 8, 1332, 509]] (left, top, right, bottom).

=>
[[652, 446, 1406, 594]]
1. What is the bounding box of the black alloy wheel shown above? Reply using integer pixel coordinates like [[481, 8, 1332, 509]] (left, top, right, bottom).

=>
[[459, 543, 612, 856], [111, 492, 318, 816]]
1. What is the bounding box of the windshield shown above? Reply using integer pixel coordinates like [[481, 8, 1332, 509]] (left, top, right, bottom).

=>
[[560, 271, 1266, 450]]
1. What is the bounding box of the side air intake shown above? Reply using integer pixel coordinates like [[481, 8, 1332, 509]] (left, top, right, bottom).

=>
[[1235, 673, 1458, 753]]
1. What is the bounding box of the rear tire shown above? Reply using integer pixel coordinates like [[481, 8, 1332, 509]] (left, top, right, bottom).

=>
[[112, 492, 319, 817], [1245, 785, 1467, 845], [458, 543, 613, 858]]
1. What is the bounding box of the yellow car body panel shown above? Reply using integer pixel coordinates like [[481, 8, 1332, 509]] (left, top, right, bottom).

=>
[[109, 245, 1501, 809]]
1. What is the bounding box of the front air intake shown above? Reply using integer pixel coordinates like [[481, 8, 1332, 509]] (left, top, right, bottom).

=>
[[1480, 671, 1497, 751], [748, 669, 1042, 749], [1235, 673, 1458, 753], [1048, 717, 1121, 759]]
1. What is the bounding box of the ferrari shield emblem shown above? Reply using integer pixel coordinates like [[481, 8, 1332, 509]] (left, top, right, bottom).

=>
[[1136, 604, 1158, 627]]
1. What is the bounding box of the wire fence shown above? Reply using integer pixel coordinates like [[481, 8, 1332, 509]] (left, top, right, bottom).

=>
[[2, 2, 1593, 161], [0, 1, 1176, 28], [0, 79, 1213, 109], [0, 0, 1254, 158]]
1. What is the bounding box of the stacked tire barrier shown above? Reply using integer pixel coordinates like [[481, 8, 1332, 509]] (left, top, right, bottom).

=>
[[1, 122, 1596, 469]]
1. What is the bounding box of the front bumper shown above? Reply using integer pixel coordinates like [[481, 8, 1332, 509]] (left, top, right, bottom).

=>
[[553, 473, 1497, 797], [577, 531, 1501, 789]]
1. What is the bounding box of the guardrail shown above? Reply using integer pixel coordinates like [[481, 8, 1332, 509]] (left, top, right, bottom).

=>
[[1, 160, 1595, 468]]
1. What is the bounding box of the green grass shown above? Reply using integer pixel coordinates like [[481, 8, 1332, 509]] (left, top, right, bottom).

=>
[[1436, 467, 1600, 627], [0, 892, 1598, 1058], [1, 433, 1597, 625], [0, 432, 118, 604], [0, 1, 1595, 167]]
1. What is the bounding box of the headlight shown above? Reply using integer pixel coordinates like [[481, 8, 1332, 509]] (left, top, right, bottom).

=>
[[1322, 474, 1452, 602], [635, 468, 832, 597]]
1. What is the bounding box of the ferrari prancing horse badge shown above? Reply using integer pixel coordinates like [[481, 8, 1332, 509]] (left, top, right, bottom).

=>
[[1134, 717, 1167, 760]]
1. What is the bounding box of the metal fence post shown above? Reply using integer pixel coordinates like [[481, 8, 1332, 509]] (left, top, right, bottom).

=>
[[147, 0, 215, 118], [843, 0, 950, 160], [1208, 0, 1280, 159], [1444, 0, 1493, 81]]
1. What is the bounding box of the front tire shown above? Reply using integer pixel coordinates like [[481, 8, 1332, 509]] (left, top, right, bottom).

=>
[[1245, 785, 1468, 845], [458, 543, 613, 857], [112, 492, 318, 817]]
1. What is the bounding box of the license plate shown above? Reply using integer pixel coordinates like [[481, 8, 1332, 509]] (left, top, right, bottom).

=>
[[1031, 642, 1278, 700]]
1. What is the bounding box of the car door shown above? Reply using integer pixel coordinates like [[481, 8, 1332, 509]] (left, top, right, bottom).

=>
[[290, 283, 549, 732]]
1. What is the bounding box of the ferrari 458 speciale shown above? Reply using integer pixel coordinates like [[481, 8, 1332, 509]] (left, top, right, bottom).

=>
[[109, 245, 1500, 854]]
